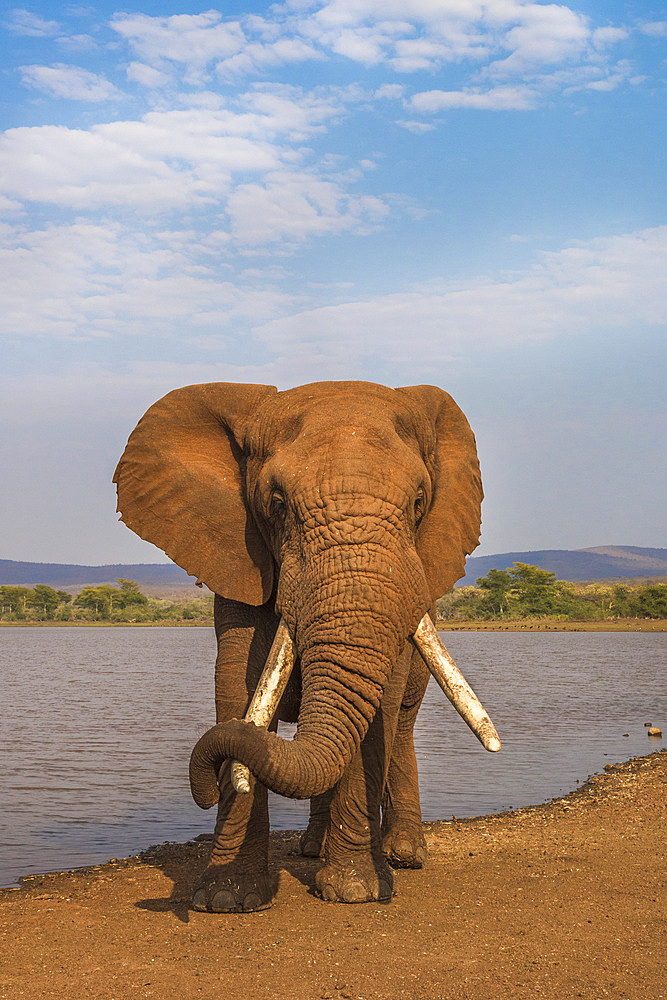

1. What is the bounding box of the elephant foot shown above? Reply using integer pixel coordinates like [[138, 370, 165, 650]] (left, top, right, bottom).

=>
[[382, 821, 427, 869], [315, 857, 393, 903], [299, 819, 328, 858], [191, 863, 274, 913]]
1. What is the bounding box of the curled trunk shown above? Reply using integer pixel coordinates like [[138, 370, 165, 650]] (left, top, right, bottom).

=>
[[190, 630, 398, 803], [191, 550, 426, 805]]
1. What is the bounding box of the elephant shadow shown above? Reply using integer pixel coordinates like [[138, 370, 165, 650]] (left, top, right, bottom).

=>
[[133, 831, 319, 922]]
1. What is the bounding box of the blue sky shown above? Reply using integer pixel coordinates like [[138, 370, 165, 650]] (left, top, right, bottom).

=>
[[1, 1, 665, 566]]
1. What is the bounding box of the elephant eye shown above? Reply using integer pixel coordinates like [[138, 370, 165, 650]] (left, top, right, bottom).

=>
[[270, 489, 286, 517], [414, 487, 426, 525]]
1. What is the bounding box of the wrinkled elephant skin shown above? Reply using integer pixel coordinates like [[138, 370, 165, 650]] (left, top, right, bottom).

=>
[[114, 380, 484, 910]]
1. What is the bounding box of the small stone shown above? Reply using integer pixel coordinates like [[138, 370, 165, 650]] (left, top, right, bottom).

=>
[[648, 727, 662, 737], [603, 764, 614, 772], [644, 722, 653, 727], [623, 733, 629, 737]]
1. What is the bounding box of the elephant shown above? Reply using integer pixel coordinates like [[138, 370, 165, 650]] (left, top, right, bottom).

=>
[[114, 380, 499, 912]]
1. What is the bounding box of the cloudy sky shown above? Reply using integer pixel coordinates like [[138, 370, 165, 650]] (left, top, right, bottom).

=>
[[2, 0, 665, 567]]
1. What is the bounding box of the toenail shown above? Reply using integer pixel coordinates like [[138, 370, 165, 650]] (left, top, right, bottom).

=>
[[321, 885, 337, 901], [192, 889, 208, 911], [342, 883, 367, 903], [242, 892, 262, 911], [211, 889, 237, 912]]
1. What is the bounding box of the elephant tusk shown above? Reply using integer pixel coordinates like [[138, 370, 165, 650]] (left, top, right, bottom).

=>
[[412, 614, 501, 753], [231, 618, 295, 793]]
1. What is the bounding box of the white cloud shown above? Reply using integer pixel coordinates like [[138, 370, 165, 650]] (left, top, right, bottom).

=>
[[389, 33, 488, 73], [486, 4, 590, 77], [0, 220, 297, 341], [215, 37, 325, 78], [3, 214, 663, 353], [19, 64, 122, 102], [639, 21, 667, 37], [226, 169, 388, 245], [126, 62, 170, 89], [397, 120, 436, 132], [110, 10, 246, 83], [249, 226, 667, 363], [591, 26, 629, 51], [0, 86, 371, 234], [0, 124, 217, 210], [88, 1, 639, 114], [5, 8, 60, 36], [411, 84, 536, 112], [293, 0, 596, 73], [237, 83, 354, 140], [55, 33, 97, 53], [580, 60, 634, 93], [0, 111, 287, 210], [374, 84, 404, 100]]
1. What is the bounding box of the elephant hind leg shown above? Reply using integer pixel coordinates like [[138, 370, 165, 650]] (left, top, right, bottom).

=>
[[300, 788, 334, 857], [381, 652, 429, 870]]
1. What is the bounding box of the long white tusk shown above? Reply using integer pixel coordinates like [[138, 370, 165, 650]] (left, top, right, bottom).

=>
[[231, 618, 295, 793], [412, 614, 501, 753]]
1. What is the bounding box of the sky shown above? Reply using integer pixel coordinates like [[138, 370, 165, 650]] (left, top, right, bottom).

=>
[[1, 0, 665, 567]]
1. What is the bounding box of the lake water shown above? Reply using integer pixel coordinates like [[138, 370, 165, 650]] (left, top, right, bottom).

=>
[[1, 627, 664, 888]]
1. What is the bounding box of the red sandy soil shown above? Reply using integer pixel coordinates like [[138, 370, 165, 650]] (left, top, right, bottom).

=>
[[1, 751, 665, 1000]]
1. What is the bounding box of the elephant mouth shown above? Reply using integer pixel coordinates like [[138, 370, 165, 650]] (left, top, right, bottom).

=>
[[230, 613, 500, 794]]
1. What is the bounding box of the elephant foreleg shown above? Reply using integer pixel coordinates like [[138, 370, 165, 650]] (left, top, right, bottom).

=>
[[192, 598, 279, 913], [381, 651, 430, 869]]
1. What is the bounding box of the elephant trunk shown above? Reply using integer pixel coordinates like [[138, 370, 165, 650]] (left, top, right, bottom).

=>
[[190, 612, 406, 803], [190, 550, 427, 804]]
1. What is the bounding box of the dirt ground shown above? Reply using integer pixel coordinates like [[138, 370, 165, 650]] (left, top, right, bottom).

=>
[[1, 752, 665, 1000]]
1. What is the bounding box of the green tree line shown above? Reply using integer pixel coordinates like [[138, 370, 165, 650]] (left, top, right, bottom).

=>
[[436, 563, 667, 622], [2, 565, 665, 625], [0, 579, 214, 623]]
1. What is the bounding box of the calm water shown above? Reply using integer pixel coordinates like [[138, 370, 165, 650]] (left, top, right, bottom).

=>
[[0, 627, 664, 888]]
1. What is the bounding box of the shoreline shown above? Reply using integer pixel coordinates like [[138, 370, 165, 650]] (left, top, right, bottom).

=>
[[0, 619, 212, 627], [436, 617, 667, 631], [4, 749, 663, 894], [2, 750, 664, 1000], [1, 617, 665, 630]]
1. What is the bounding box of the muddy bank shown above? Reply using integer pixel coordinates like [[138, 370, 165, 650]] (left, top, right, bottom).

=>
[[3, 617, 666, 629], [437, 617, 666, 631], [1, 751, 664, 1000]]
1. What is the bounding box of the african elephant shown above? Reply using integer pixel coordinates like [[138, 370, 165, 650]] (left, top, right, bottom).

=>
[[114, 380, 499, 911]]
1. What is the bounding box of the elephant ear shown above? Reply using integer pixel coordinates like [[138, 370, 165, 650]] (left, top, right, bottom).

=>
[[397, 385, 483, 601], [113, 382, 277, 605]]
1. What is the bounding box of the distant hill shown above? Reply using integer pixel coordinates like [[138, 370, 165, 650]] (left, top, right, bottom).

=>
[[459, 546, 667, 585], [2, 546, 665, 592], [0, 559, 193, 589]]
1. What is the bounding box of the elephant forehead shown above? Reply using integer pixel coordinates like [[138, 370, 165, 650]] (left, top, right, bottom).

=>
[[275, 380, 398, 412], [253, 381, 433, 453]]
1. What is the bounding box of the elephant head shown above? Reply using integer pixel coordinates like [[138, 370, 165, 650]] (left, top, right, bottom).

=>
[[114, 381, 486, 804]]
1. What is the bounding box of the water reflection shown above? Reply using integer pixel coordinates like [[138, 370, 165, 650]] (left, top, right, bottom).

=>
[[0, 627, 664, 886]]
